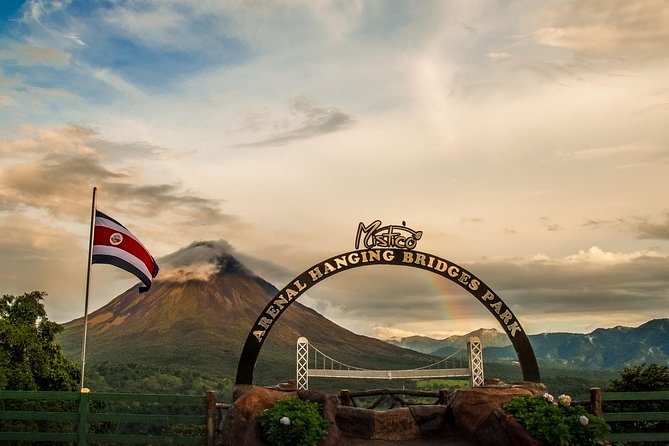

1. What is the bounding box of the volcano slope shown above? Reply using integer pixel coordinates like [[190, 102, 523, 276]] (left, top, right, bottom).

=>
[[60, 241, 440, 388]]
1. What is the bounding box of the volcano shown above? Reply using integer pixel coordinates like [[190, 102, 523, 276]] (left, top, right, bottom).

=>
[[59, 241, 436, 386]]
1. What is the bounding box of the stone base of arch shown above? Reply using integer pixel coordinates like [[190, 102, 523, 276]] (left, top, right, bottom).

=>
[[223, 381, 547, 445]]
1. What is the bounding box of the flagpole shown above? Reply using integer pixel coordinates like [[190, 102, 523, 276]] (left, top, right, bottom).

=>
[[80, 186, 97, 390]]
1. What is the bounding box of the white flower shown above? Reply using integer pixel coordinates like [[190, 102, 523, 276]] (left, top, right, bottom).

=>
[[557, 394, 572, 406], [279, 416, 291, 426], [543, 392, 555, 403], [579, 415, 589, 426]]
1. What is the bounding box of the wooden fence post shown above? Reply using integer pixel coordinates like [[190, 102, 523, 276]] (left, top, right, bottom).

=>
[[438, 390, 448, 405], [78, 389, 90, 446], [590, 387, 602, 417], [206, 390, 217, 446], [340, 390, 352, 406]]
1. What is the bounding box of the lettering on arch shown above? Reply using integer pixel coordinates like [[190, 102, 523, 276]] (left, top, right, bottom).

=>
[[236, 221, 540, 385]]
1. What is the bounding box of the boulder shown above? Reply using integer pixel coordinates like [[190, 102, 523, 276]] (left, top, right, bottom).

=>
[[220, 385, 341, 446], [298, 390, 342, 446], [218, 405, 263, 446], [372, 407, 422, 440], [219, 386, 297, 445], [449, 384, 544, 445], [409, 404, 450, 435], [479, 407, 542, 446], [335, 405, 375, 439]]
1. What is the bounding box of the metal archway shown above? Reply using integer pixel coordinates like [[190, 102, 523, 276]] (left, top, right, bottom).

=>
[[235, 248, 540, 385]]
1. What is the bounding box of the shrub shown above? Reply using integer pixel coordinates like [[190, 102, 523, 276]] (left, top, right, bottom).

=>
[[259, 397, 329, 446], [504, 393, 610, 446]]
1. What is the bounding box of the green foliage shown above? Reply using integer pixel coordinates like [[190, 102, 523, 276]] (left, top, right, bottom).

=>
[[609, 363, 669, 391], [259, 397, 329, 446], [606, 363, 669, 439], [86, 361, 234, 398], [0, 291, 80, 391], [414, 378, 469, 391], [484, 360, 617, 401], [504, 394, 610, 446]]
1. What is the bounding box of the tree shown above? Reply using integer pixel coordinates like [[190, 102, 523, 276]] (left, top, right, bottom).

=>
[[0, 291, 80, 391], [609, 363, 669, 391], [607, 363, 669, 437]]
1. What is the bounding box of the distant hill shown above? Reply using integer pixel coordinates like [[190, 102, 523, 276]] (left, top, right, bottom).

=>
[[388, 328, 511, 355], [389, 319, 669, 371], [59, 241, 439, 388]]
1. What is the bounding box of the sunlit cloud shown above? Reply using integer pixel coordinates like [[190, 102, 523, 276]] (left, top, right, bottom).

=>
[[487, 52, 512, 60], [0, 125, 234, 225], [534, 0, 669, 61]]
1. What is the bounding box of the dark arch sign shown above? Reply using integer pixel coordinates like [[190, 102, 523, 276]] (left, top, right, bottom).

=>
[[235, 221, 540, 385]]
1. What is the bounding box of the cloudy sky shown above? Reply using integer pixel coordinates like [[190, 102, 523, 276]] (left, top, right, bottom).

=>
[[1, 0, 668, 341]]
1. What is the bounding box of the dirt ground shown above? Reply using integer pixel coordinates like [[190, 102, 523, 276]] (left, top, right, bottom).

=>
[[341, 433, 476, 445]]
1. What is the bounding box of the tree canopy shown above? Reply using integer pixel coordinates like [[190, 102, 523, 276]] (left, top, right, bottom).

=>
[[0, 291, 80, 391], [609, 363, 669, 391]]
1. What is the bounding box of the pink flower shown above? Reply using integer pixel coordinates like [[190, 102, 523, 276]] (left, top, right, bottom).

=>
[[579, 415, 589, 426]]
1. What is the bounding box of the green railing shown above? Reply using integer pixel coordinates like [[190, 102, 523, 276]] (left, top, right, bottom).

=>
[[590, 388, 669, 443], [0, 390, 221, 445]]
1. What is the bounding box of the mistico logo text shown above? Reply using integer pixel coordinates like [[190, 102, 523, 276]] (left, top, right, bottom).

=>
[[355, 220, 423, 250]]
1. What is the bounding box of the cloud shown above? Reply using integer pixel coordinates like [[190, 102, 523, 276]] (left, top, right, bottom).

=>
[[160, 240, 235, 267], [0, 125, 234, 226], [556, 141, 666, 164], [583, 212, 669, 240], [0, 44, 70, 67], [634, 213, 669, 240], [100, 3, 192, 50], [157, 240, 235, 282], [88, 138, 180, 161], [157, 239, 296, 285], [64, 32, 85, 46], [487, 52, 511, 61], [20, 0, 73, 24], [277, 246, 669, 337], [0, 212, 86, 319], [95, 2, 366, 54], [534, 0, 669, 61], [90, 66, 146, 97], [469, 247, 669, 316], [539, 217, 562, 232], [372, 326, 420, 340], [233, 97, 355, 148]]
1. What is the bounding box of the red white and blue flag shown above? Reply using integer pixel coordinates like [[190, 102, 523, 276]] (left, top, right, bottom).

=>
[[92, 210, 159, 292]]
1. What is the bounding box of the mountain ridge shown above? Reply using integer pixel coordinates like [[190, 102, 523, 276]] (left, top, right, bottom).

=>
[[388, 319, 669, 371]]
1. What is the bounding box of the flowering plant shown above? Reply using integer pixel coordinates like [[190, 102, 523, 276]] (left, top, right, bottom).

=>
[[504, 394, 610, 446], [557, 394, 572, 406], [259, 397, 329, 446]]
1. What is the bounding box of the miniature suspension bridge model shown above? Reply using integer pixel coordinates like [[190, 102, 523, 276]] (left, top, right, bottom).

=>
[[296, 336, 484, 390]]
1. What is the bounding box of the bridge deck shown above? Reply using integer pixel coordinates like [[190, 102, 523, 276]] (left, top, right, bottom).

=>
[[308, 368, 470, 379]]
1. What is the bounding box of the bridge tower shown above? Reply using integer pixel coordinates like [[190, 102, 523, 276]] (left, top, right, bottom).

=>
[[467, 336, 484, 387], [296, 337, 309, 390]]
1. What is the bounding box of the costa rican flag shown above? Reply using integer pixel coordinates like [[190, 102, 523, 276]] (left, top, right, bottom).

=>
[[92, 210, 159, 292]]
